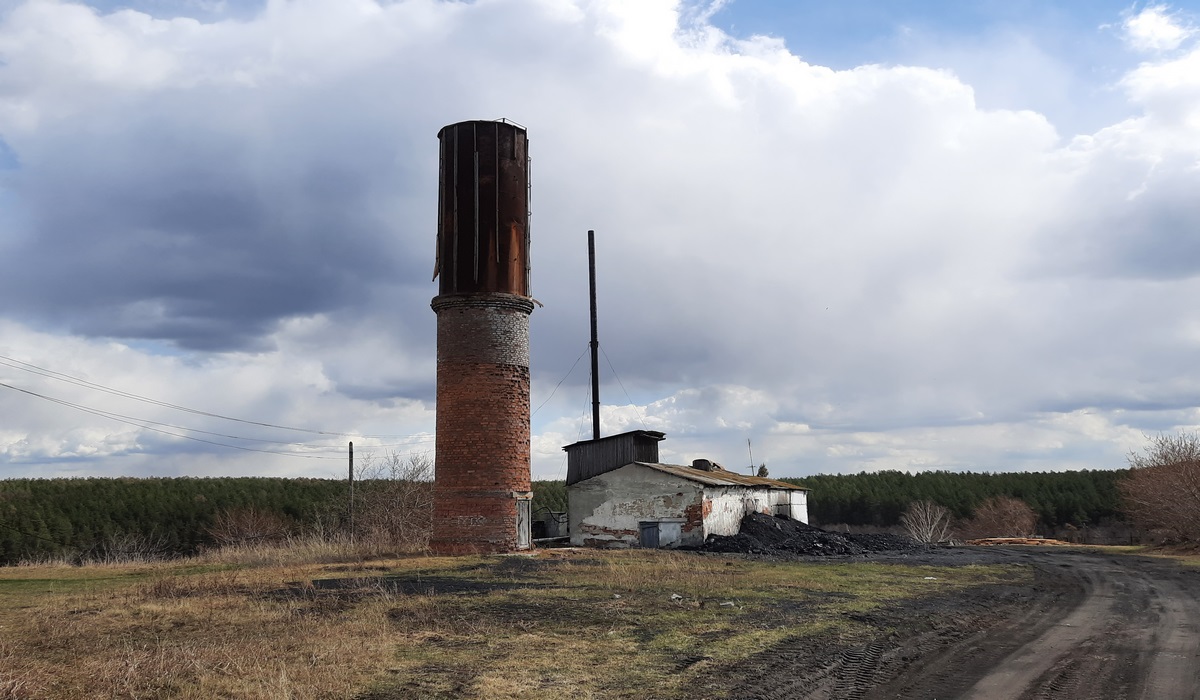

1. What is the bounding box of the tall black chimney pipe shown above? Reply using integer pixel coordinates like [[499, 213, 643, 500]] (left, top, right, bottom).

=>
[[588, 229, 600, 440]]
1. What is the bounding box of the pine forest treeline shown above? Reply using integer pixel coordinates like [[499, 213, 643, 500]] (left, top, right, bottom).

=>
[[0, 477, 571, 565], [0, 477, 348, 565], [791, 469, 1128, 529], [2, 470, 1126, 564]]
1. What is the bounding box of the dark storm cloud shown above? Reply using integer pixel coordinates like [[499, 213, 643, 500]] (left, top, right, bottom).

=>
[[0, 87, 434, 350], [1045, 160, 1200, 281], [1094, 200, 1200, 280]]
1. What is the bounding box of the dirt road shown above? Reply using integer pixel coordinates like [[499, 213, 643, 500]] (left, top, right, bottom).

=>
[[724, 547, 1200, 700]]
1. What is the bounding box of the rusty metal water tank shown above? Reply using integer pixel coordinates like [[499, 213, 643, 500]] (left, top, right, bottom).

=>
[[434, 119, 530, 297]]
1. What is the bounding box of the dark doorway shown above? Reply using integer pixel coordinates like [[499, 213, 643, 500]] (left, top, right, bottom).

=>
[[639, 521, 660, 549]]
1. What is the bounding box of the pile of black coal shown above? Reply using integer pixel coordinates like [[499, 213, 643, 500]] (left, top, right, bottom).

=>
[[845, 532, 924, 552], [699, 512, 921, 557]]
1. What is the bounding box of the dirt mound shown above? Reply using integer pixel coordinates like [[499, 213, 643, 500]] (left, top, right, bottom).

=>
[[700, 513, 921, 557]]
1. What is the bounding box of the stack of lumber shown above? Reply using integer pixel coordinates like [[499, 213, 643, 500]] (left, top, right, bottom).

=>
[[967, 537, 1071, 546]]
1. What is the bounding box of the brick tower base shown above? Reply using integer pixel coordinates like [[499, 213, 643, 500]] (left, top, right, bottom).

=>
[[430, 293, 534, 555]]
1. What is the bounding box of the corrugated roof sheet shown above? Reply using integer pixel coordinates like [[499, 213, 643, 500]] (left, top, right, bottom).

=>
[[562, 431, 667, 486], [632, 462, 809, 490], [561, 430, 665, 452]]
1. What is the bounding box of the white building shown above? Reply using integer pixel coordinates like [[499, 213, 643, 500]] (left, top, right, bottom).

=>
[[564, 431, 809, 549]]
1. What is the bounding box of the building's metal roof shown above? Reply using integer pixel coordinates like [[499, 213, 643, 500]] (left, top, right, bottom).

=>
[[632, 462, 809, 490], [562, 430, 668, 486], [561, 430, 666, 452]]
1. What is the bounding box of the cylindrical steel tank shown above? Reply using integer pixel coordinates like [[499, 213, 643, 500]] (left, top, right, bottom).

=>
[[430, 119, 534, 554], [434, 120, 530, 297]]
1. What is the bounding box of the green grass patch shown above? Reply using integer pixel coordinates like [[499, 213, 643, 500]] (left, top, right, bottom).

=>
[[0, 567, 157, 605]]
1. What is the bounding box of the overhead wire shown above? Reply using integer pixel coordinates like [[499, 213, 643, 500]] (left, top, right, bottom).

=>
[[0, 377, 434, 459], [0, 342, 606, 466], [0, 354, 423, 439], [0, 381, 342, 460], [0, 520, 64, 546], [531, 344, 589, 418], [2, 382, 430, 451], [560, 378, 593, 474], [599, 343, 650, 431], [577, 378, 592, 443]]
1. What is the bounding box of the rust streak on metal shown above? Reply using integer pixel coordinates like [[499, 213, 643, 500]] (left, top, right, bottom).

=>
[[435, 120, 530, 297]]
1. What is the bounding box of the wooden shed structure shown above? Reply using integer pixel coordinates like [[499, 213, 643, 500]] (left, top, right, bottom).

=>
[[564, 430, 665, 485]]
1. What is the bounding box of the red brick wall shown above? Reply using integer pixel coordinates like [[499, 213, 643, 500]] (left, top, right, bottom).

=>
[[430, 293, 534, 554]]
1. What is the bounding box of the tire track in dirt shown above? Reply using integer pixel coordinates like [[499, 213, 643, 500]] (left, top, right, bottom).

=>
[[859, 554, 1084, 700], [958, 551, 1200, 700], [1136, 572, 1200, 700], [719, 547, 1200, 700], [717, 549, 1079, 700], [961, 558, 1117, 700]]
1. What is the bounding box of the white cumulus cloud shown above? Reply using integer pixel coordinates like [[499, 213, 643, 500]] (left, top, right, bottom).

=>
[[0, 0, 1198, 480], [1122, 4, 1196, 53]]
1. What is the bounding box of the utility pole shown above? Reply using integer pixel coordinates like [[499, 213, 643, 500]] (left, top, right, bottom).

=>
[[747, 439, 755, 476], [588, 229, 601, 441], [348, 441, 354, 543]]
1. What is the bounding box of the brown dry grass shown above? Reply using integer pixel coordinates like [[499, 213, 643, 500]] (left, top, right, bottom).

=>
[[0, 559, 414, 699], [0, 546, 1020, 699]]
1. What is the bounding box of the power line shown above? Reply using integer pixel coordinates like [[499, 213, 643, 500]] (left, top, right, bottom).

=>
[[0, 520, 63, 546], [0, 354, 422, 439], [532, 344, 589, 418], [577, 379, 592, 443], [0, 381, 341, 460], [599, 343, 650, 431], [6, 386, 427, 452], [340, 438, 435, 448], [560, 380, 593, 473]]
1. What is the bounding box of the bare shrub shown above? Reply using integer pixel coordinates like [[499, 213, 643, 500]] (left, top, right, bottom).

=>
[[76, 532, 171, 565], [900, 500, 952, 544], [960, 496, 1038, 538], [207, 507, 294, 547], [1120, 433, 1200, 543], [353, 451, 434, 553]]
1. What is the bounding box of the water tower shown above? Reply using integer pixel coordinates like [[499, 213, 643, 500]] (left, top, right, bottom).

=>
[[430, 120, 534, 554]]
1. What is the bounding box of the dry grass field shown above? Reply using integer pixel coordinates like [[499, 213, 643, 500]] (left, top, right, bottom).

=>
[[0, 544, 1020, 699]]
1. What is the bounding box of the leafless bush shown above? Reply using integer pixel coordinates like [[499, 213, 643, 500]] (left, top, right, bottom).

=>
[[1120, 433, 1200, 543], [207, 507, 294, 547], [959, 496, 1038, 539], [75, 532, 171, 565], [353, 451, 433, 553], [900, 500, 952, 544]]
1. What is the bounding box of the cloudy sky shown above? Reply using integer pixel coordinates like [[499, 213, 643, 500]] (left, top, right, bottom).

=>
[[2, 0, 1199, 481]]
